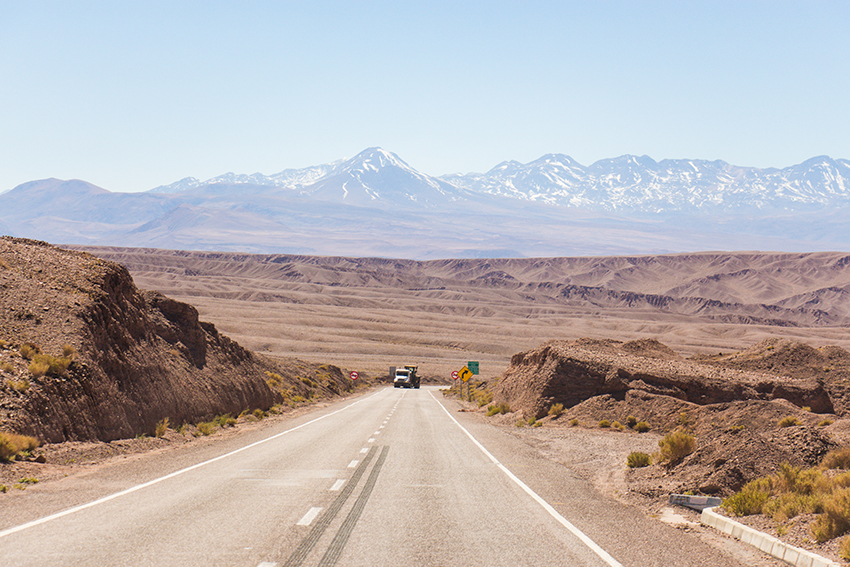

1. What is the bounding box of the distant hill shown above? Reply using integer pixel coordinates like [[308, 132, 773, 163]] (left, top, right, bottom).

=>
[[3, 148, 850, 258]]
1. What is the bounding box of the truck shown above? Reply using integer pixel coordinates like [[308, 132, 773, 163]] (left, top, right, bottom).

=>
[[391, 365, 420, 389]]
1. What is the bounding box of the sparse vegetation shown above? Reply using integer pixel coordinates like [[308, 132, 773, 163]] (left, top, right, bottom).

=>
[[778, 416, 802, 428], [625, 415, 638, 428], [19, 343, 38, 360], [841, 535, 850, 561], [265, 371, 283, 389], [213, 414, 236, 428], [634, 421, 650, 433], [0, 432, 40, 462], [820, 419, 835, 427], [252, 409, 266, 420], [822, 447, 850, 470], [485, 403, 510, 417], [155, 417, 170, 438], [723, 477, 772, 516], [0, 362, 13, 374], [7, 377, 29, 392], [598, 419, 611, 428], [612, 421, 625, 430], [548, 403, 564, 417], [658, 429, 696, 463], [678, 412, 691, 426], [569, 418, 579, 427], [195, 422, 215, 436], [27, 359, 49, 377], [627, 452, 652, 468]]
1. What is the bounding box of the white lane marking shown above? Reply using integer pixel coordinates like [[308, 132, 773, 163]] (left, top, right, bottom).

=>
[[429, 391, 624, 567], [367, 438, 376, 443], [348, 460, 359, 468], [360, 448, 369, 454], [297, 507, 323, 526], [330, 479, 346, 491], [373, 431, 381, 435], [257, 562, 277, 567], [0, 390, 386, 539]]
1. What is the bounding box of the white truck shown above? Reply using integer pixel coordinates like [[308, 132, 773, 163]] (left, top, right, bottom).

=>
[[391, 365, 420, 389]]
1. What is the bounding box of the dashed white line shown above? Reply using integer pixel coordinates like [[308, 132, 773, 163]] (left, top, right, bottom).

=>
[[257, 562, 277, 567], [330, 479, 346, 491], [348, 460, 359, 468], [360, 448, 369, 454], [367, 438, 376, 443], [297, 507, 323, 526]]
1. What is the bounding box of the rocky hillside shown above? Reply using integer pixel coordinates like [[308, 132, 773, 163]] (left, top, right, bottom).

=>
[[492, 338, 850, 494], [0, 238, 357, 443]]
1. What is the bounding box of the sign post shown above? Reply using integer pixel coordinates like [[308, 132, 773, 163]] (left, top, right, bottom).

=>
[[458, 366, 472, 401]]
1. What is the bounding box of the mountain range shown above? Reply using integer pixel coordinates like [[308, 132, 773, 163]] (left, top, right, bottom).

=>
[[2, 148, 850, 258]]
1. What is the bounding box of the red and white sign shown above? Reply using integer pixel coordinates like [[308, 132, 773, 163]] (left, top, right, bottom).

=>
[[451, 370, 459, 380], [350, 371, 359, 380]]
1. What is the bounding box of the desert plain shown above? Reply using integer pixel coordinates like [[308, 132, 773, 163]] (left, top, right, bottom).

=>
[[74, 246, 850, 382]]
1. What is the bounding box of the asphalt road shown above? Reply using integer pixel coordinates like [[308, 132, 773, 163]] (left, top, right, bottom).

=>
[[0, 387, 755, 566]]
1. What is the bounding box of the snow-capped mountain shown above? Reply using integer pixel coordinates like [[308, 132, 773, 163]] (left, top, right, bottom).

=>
[[5, 148, 850, 259], [443, 154, 850, 213]]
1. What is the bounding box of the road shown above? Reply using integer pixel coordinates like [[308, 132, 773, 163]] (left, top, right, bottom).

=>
[[0, 387, 758, 566]]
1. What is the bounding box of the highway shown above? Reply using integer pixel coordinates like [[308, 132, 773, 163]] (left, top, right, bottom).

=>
[[0, 387, 757, 566]]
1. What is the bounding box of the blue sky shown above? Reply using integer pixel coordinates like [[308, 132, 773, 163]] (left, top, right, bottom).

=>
[[2, 1, 848, 193]]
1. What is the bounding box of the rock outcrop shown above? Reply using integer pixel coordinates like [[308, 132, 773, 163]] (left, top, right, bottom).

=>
[[0, 237, 329, 442], [494, 338, 835, 420]]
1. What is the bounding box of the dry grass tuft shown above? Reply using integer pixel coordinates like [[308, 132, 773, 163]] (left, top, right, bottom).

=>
[[658, 429, 696, 463], [0, 432, 40, 462]]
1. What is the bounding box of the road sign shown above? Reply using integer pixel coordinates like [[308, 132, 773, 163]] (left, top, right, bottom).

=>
[[451, 370, 459, 380], [350, 371, 359, 380], [458, 366, 473, 382], [468, 361, 479, 375]]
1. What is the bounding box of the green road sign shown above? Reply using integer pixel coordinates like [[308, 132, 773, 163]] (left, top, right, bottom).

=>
[[468, 361, 479, 375]]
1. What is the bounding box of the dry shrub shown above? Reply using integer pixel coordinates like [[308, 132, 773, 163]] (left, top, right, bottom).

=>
[[8, 377, 30, 392], [195, 422, 215, 436], [778, 416, 802, 428], [598, 419, 611, 428], [548, 403, 564, 417], [0, 432, 40, 462], [569, 418, 579, 427], [486, 403, 510, 417], [625, 415, 638, 428], [155, 417, 170, 438], [634, 421, 650, 433], [28, 360, 49, 377], [812, 487, 850, 542], [841, 535, 850, 561], [0, 362, 13, 374], [19, 343, 38, 360], [658, 429, 696, 463], [723, 477, 771, 516], [627, 452, 651, 468], [823, 447, 850, 470]]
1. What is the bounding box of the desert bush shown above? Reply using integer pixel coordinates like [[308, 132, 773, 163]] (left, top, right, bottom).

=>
[[812, 487, 850, 542], [61, 344, 77, 359], [213, 414, 236, 428], [527, 417, 537, 426], [625, 415, 638, 428], [820, 419, 835, 427], [472, 387, 493, 408], [265, 371, 283, 389], [155, 417, 170, 438], [723, 477, 771, 516], [0, 432, 40, 462], [823, 447, 850, 470], [764, 491, 822, 522], [27, 359, 49, 377], [569, 418, 579, 427], [0, 362, 13, 374], [486, 403, 511, 417], [634, 421, 650, 433], [19, 343, 38, 360], [627, 452, 651, 468], [841, 535, 850, 561], [0, 485, 6, 493], [253, 409, 266, 420], [548, 403, 564, 417], [678, 412, 691, 426], [195, 422, 215, 436], [8, 378, 30, 392], [612, 421, 625, 430], [658, 429, 696, 463], [598, 419, 611, 428], [778, 416, 802, 428]]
